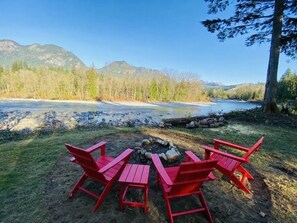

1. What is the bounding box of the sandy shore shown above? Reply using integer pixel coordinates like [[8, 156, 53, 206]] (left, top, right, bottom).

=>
[[101, 101, 159, 107], [1, 98, 101, 104]]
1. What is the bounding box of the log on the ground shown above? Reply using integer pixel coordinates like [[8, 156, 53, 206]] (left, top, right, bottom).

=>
[[163, 115, 209, 126]]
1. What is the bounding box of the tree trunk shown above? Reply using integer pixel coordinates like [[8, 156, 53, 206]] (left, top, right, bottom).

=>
[[263, 0, 285, 112]]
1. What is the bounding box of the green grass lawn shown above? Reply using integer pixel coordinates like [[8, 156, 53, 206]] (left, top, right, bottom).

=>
[[0, 128, 122, 222], [0, 120, 296, 222]]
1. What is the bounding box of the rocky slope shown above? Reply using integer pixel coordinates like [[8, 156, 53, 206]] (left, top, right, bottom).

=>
[[0, 39, 85, 69]]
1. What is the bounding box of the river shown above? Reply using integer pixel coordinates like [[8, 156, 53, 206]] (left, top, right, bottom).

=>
[[0, 98, 260, 119]]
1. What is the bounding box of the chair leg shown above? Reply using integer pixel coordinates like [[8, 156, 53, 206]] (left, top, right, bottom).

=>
[[93, 182, 114, 212], [69, 173, 88, 197], [197, 191, 214, 223], [164, 194, 174, 223], [237, 165, 254, 181], [228, 173, 251, 194], [144, 184, 149, 214], [119, 183, 124, 211]]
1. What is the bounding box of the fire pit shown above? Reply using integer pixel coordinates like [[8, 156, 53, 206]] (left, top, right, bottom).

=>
[[133, 137, 181, 165]]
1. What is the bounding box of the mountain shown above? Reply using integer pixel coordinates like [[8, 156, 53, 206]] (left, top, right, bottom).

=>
[[98, 61, 166, 77], [0, 39, 85, 69], [202, 81, 237, 90]]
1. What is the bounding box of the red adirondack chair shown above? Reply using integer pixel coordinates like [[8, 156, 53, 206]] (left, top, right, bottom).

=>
[[152, 151, 218, 223], [65, 141, 133, 212], [202, 137, 264, 194]]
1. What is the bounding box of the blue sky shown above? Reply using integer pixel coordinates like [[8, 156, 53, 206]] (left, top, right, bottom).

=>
[[1, 0, 296, 85]]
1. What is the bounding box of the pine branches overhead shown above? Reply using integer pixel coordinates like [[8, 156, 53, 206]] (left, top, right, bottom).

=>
[[202, 0, 296, 58]]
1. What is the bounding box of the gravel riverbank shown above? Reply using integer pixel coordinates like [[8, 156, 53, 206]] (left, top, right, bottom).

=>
[[0, 110, 161, 133]]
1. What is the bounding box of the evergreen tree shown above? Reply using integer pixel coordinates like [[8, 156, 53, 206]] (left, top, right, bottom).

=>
[[277, 68, 297, 101], [202, 0, 297, 112], [149, 79, 159, 100], [86, 67, 97, 99]]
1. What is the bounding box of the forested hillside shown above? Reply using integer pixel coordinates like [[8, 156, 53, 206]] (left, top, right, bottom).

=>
[[98, 61, 164, 77], [0, 64, 208, 102]]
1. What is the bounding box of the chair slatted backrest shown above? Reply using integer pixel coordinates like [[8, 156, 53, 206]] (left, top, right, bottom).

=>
[[66, 144, 106, 182], [169, 159, 218, 195], [243, 137, 264, 161]]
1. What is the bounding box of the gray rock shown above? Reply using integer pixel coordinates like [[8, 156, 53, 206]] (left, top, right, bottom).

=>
[[169, 146, 180, 155], [200, 118, 215, 125], [149, 137, 156, 143], [156, 139, 169, 147], [159, 121, 165, 128], [159, 153, 168, 161], [145, 152, 152, 160], [165, 148, 181, 162], [140, 149, 146, 155], [194, 121, 200, 127], [11, 116, 41, 131], [259, 211, 266, 218], [142, 139, 151, 146], [199, 119, 208, 125], [186, 121, 195, 129], [219, 117, 225, 122]]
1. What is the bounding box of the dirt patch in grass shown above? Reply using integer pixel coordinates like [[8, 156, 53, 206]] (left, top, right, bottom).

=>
[[44, 130, 277, 223]]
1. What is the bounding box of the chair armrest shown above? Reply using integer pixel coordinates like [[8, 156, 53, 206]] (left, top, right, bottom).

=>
[[185, 151, 202, 162], [151, 154, 173, 186], [214, 139, 249, 152], [99, 148, 133, 173], [202, 146, 247, 163], [86, 141, 107, 155]]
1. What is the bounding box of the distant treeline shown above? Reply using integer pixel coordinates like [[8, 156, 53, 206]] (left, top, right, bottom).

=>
[[1, 62, 295, 103], [206, 69, 297, 102], [0, 62, 209, 102], [207, 84, 265, 101]]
